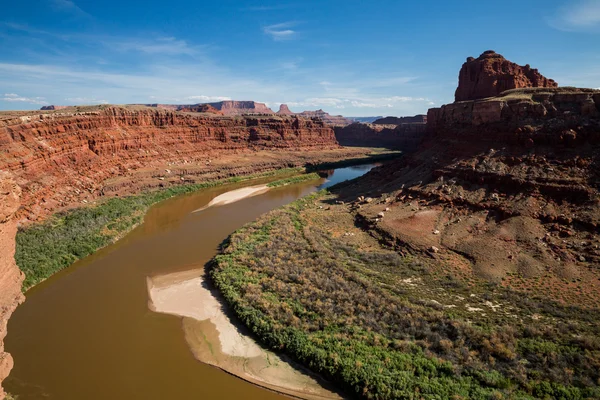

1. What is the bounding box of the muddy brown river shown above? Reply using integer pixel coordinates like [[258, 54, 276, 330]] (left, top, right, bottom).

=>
[[5, 165, 376, 399]]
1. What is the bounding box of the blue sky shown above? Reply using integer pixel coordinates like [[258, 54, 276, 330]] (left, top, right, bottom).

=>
[[1, 0, 599, 116]]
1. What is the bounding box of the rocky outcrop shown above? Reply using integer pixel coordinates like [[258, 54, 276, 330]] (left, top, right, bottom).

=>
[[0, 106, 339, 221], [455, 51, 558, 102], [429, 87, 600, 141], [343, 85, 600, 296], [296, 110, 352, 126], [0, 171, 24, 399], [276, 104, 294, 115], [372, 115, 427, 125], [334, 121, 427, 150]]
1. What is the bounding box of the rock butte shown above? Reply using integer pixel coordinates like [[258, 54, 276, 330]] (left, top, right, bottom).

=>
[[455, 50, 557, 102]]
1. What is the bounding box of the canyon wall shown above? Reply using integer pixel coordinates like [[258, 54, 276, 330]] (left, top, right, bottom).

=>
[[334, 121, 428, 150], [455, 50, 557, 102], [0, 106, 339, 221], [0, 172, 23, 399], [348, 86, 600, 289], [372, 115, 427, 125], [428, 87, 600, 143]]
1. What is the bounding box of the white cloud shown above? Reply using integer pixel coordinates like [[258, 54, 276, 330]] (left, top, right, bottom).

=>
[[111, 37, 202, 56], [185, 95, 232, 102], [263, 22, 297, 41], [548, 0, 600, 31], [2, 93, 48, 105], [50, 0, 91, 18], [64, 97, 108, 104]]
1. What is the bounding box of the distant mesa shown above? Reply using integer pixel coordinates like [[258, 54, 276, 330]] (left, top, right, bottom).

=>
[[372, 115, 427, 125], [206, 101, 274, 116], [276, 104, 294, 115], [455, 50, 557, 102], [296, 109, 353, 126], [40, 105, 69, 111], [146, 101, 274, 116], [177, 104, 224, 114]]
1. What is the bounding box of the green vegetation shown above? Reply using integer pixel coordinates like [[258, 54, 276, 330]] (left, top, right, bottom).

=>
[[15, 167, 308, 290], [266, 173, 321, 188], [210, 191, 600, 399]]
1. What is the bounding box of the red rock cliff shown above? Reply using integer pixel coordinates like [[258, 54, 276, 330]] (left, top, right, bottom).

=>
[[0, 106, 338, 220], [455, 50, 557, 102], [0, 171, 24, 399], [207, 101, 274, 115]]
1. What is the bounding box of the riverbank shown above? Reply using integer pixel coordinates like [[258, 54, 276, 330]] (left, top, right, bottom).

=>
[[15, 168, 304, 290], [147, 270, 342, 400], [5, 163, 381, 400], [15, 149, 399, 290], [210, 189, 600, 399]]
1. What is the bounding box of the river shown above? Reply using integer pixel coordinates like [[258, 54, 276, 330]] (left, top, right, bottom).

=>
[[5, 164, 376, 399]]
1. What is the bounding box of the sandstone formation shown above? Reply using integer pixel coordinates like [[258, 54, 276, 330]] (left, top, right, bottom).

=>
[[206, 101, 274, 115], [342, 86, 600, 302], [0, 171, 24, 399], [0, 105, 343, 221], [372, 115, 427, 125], [276, 104, 294, 115], [177, 104, 224, 114], [334, 121, 427, 150], [296, 109, 352, 126], [144, 101, 274, 115], [455, 50, 558, 102]]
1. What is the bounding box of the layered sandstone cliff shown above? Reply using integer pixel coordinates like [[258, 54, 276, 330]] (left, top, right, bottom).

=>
[[343, 86, 600, 304], [0, 106, 339, 221], [296, 109, 352, 126], [455, 50, 557, 102], [207, 101, 274, 115], [334, 121, 427, 150], [0, 172, 23, 399]]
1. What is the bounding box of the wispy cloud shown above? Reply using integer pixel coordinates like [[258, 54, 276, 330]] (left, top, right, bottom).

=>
[[50, 0, 92, 19], [110, 37, 203, 56], [2, 93, 49, 105], [64, 97, 108, 104], [263, 22, 297, 41], [547, 0, 600, 32], [286, 96, 432, 110]]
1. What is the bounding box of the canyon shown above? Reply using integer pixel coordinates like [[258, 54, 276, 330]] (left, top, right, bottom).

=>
[[0, 104, 377, 397], [2, 47, 600, 399]]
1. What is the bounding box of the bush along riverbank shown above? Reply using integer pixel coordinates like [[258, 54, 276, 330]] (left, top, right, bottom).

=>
[[15, 167, 313, 290], [210, 190, 600, 400]]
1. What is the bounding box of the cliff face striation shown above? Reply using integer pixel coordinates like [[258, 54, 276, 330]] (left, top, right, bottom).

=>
[[346, 84, 600, 302], [0, 106, 339, 221], [455, 50, 557, 102], [0, 171, 24, 399]]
